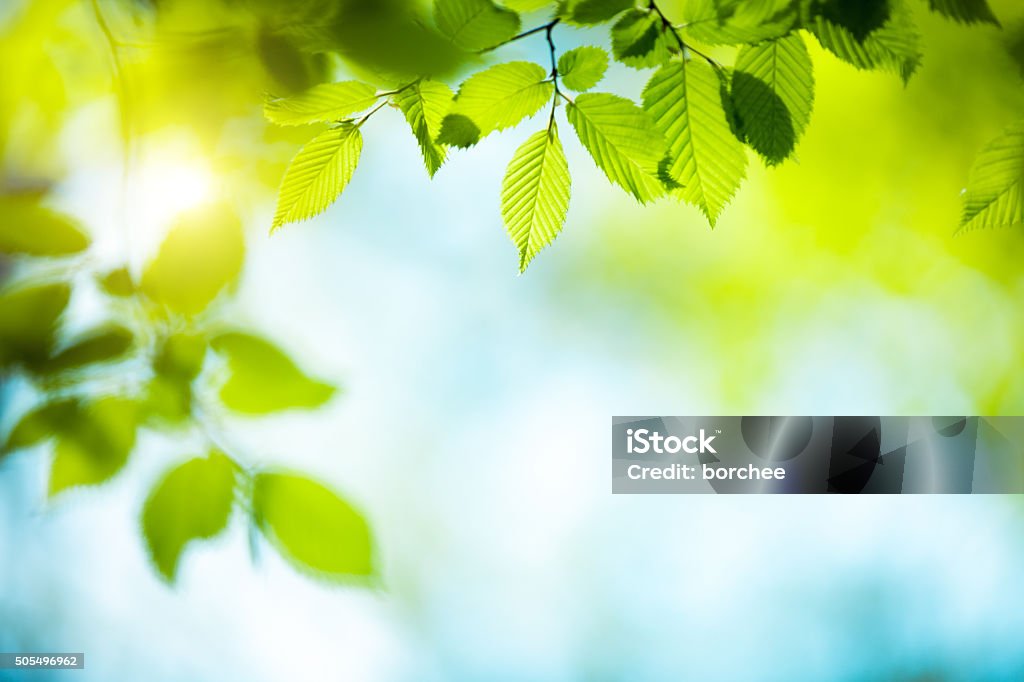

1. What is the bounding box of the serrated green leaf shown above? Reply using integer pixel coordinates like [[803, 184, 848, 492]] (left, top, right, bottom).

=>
[[0, 282, 70, 368], [35, 325, 134, 374], [733, 33, 815, 166], [643, 60, 748, 225], [928, 0, 999, 25], [48, 397, 139, 496], [682, 0, 799, 45], [611, 8, 674, 69], [253, 472, 374, 580], [502, 123, 571, 272], [272, 123, 363, 230], [805, 0, 922, 83], [264, 81, 378, 126], [0, 196, 89, 257], [959, 120, 1024, 232], [439, 62, 553, 147], [143, 452, 236, 582], [558, 46, 609, 92], [566, 92, 667, 203], [561, 0, 634, 25], [435, 0, 521, 51], [211, 332, 335, 415], [394, 80, 454, 177], [142, 203, 244, 316]]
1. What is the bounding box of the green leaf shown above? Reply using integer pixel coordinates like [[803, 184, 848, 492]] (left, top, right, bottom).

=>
[[805, 0, 922, 83], [643, 59, 748, 225], [35, 325, 134, 374], [927, 0, 999, 26], [253, 472, 374, 580], [610, 8, 674, 69], [959, 120, 1024, 232], [211, 332, 335, 415], [3, 400, 78, 454], [0, 196, 89, 257], [732, 33, 815, 166], [560, 0, 634, 25], [48, 397, 139, 496], [142, 452, 236, 582], [558, 46, 609, 92], [566, 92, 667, 203], [438, 62, 553, 147], [434, 0, 521, 51], [682, 0, 799, 45], [394, 80, 454, 178], [0, 282, 70, 368], [272, 123, 363, 230], [502, 123, 571, 272], [264, 81, 378, 126], [142, 203, 245, 316], [97, 267, 135, 297], [154, 332, 207, 381], [505, 0, 554, 11]]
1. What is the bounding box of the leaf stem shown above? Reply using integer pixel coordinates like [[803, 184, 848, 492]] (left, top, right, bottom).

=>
[[355, 100, 390, 128], [484, 19, 561, 52], [648, 1, 723, 70], [545, 19, 563, 128]]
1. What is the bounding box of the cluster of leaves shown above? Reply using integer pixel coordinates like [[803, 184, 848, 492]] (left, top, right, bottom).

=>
[[265, 0, 1000, 271], [0, 194, 373, 585]]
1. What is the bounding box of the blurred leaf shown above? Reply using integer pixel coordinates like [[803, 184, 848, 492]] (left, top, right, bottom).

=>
[[682, 0, 799, 45], [142, 452, 236, 582], [272, 123, 363, 230], [257, 26, 331, 95], [434, 0, 521, 51], [394, 80, 454, 177], [959, 119, 1024, 232], [264, 81, 378, 127], [505, 0, 555, 10], [0, 282, 71, 368], [558, 46, 609, 92], [610, 9, 673, 69], [211, 332, 335, 414], [732, 33, 815, 166], [439, 62, 553, 147], [3, 399, 78, 455], [97, 267, 136, 297], [253, 472, 374, 580], [154, 332, 207, 381], [0, 196, 89, 257], [436, 114, 483, 148], [141, 203, 245, 316], [927, 0, 999, 26], [502, 124, 571, 272], [566, 93, 667, 203], [34, 325, 134, 374], [560, 0, 634, 25], [48, 397, 139, 496], [643, 60, 748, 225]]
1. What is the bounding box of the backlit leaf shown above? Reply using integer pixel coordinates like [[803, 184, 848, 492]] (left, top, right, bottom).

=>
[[264, 81, 378, 126], [560, 0, 634, 25], [48, 397, 139, 496], [0, 282, 70, 368], [35, 325, 134, 374], [682, 0, 799, 45], [959, 119, 1024, 232], [558, 46, 609, 92], [394, 80, 454, 177], [611, 9, 673, 69], [0, 196, 89, 257], [501, 123, 571, 272], [928, 0, 999, 26], [434, 0, 521, 51]]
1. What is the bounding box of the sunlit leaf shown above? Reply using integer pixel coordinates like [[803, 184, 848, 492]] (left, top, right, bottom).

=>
[[143, 452, 237, 582], [272, 123, 363, 230], [394, 80, 454, 177], [211, 332, 335, 415], [560, 0, 634, 25], [505, 0, 554, 11], [732, 34, 815, 166], [97, 267, 136, 297], [643, 59, 748, 225], [434, 0, 521, 51], [253, 472, 374, 580], [141, 203, 245, 316], [34, 325, 134, 374], [264, 81, 378, 126], [0, 196, 89, 257], [3, 400, 78, 455], [682, 0, 799, 45], [48, 398, 139, 496], [154, 332, 207, 381], [438, 62, 553, 147], [566, 92, 667, 203], [0, 282, 70, 368], [502, 123, 571, 272], [959, 119, 1024, 232], [558, 46, 609, 92]]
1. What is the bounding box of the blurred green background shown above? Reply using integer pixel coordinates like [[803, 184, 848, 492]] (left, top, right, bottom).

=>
[[2, 0, 1024, 680]]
